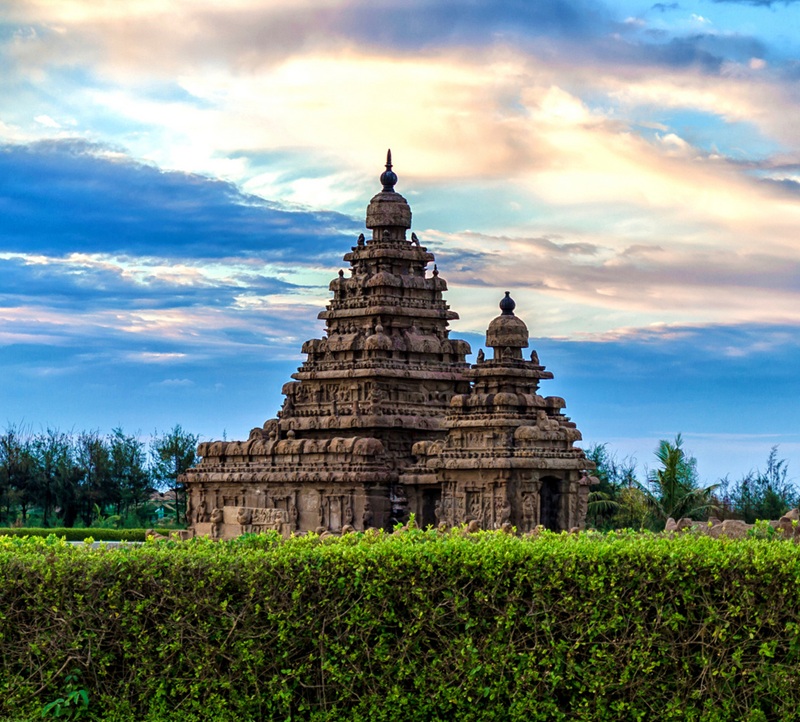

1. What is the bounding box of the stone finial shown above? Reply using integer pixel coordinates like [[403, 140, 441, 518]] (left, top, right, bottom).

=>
[[380, 149, 397, 192], [499, 291, 516, 315]]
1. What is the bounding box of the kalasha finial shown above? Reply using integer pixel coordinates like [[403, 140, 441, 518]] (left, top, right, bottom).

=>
[[499, 291, 516, 315], [380, 148, 397, 192]]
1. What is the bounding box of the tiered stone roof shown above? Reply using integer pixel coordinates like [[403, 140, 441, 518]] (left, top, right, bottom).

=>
[[283, 151, 471, 443]]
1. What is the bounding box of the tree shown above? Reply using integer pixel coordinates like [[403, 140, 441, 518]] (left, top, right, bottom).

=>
[[0, 426, 36, 524], [721, 447, 797, 523], [640, 434, 718, 528], [109, 428, 152, 522], [585, 443, 638, 530], [151, 425, 198, 526], [74, 432, 113, 527], [31, 429, 74, 527]]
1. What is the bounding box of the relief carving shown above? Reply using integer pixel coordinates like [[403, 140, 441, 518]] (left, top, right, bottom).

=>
[[210, 507, 224, 540]]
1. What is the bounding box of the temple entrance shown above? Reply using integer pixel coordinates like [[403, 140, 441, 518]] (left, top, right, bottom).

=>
[[539, 477, 561, 531], [420, 488, 441, 529]]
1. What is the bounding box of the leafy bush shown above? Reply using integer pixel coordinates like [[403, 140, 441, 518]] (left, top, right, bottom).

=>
[[1, 530, 800, 721], [0, 527, 173, 542]]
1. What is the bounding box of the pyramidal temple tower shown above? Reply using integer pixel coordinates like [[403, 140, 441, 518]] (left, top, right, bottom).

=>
[[182, 152, 596, 538]]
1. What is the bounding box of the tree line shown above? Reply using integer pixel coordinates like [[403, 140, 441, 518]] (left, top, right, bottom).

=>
[[586, 434, 799, 531], [2, 424, 795, 532], [0, 425, 198, 528]]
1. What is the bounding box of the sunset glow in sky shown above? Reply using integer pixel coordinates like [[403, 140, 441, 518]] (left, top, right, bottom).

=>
[[2, 0, 800, 483]]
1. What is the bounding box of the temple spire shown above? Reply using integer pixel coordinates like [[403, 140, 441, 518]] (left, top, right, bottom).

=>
[[380, 148, 398, 192]]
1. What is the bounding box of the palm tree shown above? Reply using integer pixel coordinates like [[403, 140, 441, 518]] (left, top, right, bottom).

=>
[[641, 434, 718, 527]]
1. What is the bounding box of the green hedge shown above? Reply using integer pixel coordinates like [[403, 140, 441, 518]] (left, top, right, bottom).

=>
[[0, 527, 175, 542], [1, 530, 799, 721]]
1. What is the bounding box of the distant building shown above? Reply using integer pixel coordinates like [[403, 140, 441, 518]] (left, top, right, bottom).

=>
[[182, 152, 596, 538]]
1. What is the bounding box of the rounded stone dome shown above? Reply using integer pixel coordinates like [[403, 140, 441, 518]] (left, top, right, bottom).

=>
[[366, 191, 412, 230], [486, 293, 529, 349]]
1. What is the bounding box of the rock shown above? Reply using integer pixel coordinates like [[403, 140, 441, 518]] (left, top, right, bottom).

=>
[[719, 519, 751, 539]]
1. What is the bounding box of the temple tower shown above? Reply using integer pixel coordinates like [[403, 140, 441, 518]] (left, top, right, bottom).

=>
[[182, 154, 596, 539], [407, 293, 595, 531], [278, 151, 472, 523]]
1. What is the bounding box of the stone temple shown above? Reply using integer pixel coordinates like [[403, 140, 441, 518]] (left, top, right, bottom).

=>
[[183, 152, 597, 539]]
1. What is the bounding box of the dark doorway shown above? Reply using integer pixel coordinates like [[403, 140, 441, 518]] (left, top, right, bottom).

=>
[[421, 488, 441, 529], [540, 477, 561, 531]]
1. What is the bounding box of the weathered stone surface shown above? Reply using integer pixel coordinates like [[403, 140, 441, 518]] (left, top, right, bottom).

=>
[[719, 519, 751, 538], [182, 152, 596, 537]]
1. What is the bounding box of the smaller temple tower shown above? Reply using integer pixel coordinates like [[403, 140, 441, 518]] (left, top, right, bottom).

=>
[[405, 292, 595, 531]]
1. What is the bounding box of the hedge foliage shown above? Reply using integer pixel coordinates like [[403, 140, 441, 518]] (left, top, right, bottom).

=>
[[1, 530, 800, 721], [0, 528, 173, 542]]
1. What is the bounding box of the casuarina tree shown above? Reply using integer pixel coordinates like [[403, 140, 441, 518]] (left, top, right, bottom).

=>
[[151, 425, 198, 525]]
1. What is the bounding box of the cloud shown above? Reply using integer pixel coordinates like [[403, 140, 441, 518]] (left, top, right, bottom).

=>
[[0, 252, 302, 313], [0, 139, 359, 260], [709, 0, 800, 5], [4, 0, 798, 222], [644, 33, 766, 71], [430, 217, 800, 337], [4, 0, 612, 72], [3, 106, 800, 351], [0, 141, 353, 385], [150, 378, 194, 387]]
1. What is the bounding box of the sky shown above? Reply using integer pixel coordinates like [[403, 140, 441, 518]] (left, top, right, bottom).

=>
[[2, 0, 800, 485]]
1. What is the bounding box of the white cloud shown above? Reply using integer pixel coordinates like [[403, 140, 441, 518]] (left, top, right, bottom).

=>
[[151, 377, 194, 387], [33, 114, 60, 128]]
